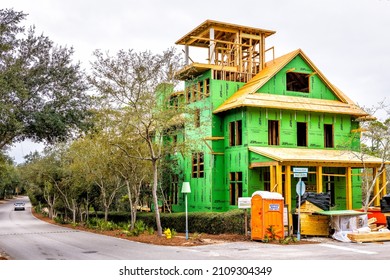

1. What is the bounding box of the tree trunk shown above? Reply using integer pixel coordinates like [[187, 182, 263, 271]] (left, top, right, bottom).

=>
[[152, 160, 162, 236], [72, 199, 77, 224], [126, 181, 135, 230], [104, 207, 109, 222]]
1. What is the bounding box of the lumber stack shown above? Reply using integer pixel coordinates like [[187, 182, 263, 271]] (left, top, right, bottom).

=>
[[298, 201, 330, 236], [347, 231, 390, 243], [347, 216, 390, 242]]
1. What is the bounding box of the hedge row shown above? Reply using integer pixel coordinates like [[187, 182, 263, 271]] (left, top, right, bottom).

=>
[[94, 209, 249, 235]]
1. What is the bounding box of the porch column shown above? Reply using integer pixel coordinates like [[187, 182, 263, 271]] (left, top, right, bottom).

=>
[[346, 167, 352, 210], [270, 165, 275, 192], [373, 168, 380, 206], [276, 164, 283, 195], [285, 165, 292, 207], [316, 166, 323, 193], [381, 170, 387, 197], [285, 165, 292, 236]]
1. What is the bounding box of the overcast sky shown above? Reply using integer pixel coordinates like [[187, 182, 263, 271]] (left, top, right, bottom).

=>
[[3, 0, 390, 163]]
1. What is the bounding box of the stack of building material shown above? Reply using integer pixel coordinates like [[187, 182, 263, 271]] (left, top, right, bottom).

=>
[[347, 230, 390, 243], [297, 193, 330, 236], [345, 209, 390, 243]]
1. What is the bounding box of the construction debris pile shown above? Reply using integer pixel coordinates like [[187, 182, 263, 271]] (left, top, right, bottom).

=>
[[344, 195, 390, 243]]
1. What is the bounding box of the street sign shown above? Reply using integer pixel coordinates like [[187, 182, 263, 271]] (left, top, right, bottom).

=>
[[293, 172, 307, 178], [293, 167, 308, 173], [296, 180, 306, 196]]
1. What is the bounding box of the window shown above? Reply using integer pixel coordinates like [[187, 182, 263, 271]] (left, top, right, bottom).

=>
[[191, 84, 196, 102], [169, 95, 178, 110], [198, 81, 203, 100], [324, 124, 334, 148], [194, 109, 200, 128], [229, 172, 243, 205], [286, 72, 309, 93], [192, 153, 204, 178], [297, 122, 307, 147], [186, 87, 191, 104], [229, 120, 242, 146], [204, 78, 210, 97], [268, 120, 279, 145]]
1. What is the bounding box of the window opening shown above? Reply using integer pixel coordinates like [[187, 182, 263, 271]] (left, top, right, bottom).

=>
[[229, 172, 243, 205], [297, 122, 307, 147], [194, 109, 200, 128], [192, 153, 204, 178], [204, 78, 210, 97], [229, 120, 242, 146], [191, 84, 197, 102], [324, 124, 334, 148], [186, 87, 191, 104], [198, 81, 204, 100], [286, 72, 309, 93], [268, 120, 279, 145], [263, 169, 270, 191]]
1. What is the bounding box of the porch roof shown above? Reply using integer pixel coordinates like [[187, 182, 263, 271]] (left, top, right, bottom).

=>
[[249, 146, 388, 168]]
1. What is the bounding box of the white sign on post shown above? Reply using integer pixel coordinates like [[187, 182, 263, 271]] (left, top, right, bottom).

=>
[[293, 167, 308, 173], [293, 173, 307, 178], [238, 197, 251, 209]]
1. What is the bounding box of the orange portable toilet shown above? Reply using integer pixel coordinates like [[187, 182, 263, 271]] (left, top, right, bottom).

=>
[[251, 191, 284, 241]]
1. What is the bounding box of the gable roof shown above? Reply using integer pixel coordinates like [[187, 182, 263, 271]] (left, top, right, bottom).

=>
[[213, 49, 370, 118]]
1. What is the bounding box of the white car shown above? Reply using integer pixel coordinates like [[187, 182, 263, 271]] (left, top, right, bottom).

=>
[[14, 202, 25, 211]]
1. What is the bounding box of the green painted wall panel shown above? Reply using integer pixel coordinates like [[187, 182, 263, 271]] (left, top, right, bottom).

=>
[[170, 52, 364, 213]]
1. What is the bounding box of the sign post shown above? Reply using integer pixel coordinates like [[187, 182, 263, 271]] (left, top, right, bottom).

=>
[[238, 197, 251, 236], [181, 182, 191, 240], [293, 168, 307, 241]]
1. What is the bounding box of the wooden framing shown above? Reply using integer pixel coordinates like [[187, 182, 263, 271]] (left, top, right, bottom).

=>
[[175, 20, 276, 81], [346, 167, 352, 210], [249, 146, 389, 213], [316, 166, 323, 193]]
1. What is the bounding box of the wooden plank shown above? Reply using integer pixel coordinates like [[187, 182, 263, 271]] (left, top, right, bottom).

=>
[[368, 217, 377, 225], [347, 231, 390, 243]]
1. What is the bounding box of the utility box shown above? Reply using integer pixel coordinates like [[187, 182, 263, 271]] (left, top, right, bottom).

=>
[[251, 191, 284, 241]]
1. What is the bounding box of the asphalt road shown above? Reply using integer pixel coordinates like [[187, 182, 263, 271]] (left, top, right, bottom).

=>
[[1, 196, 390, 260]]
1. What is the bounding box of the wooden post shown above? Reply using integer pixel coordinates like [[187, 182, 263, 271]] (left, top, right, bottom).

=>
[[285, 165, 292, 235], [373, 168, 380, 206], [270, 165, 275, 192], [381, 170, 387, 196], [276, 164, 283, 195], [346, 167, 352, 210], [244, 208, 248, 236], [316, 165, 323, 193]]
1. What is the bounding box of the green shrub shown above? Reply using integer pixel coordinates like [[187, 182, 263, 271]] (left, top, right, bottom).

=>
[[136, 209, 247, 235], [54, 216, 66, 224]]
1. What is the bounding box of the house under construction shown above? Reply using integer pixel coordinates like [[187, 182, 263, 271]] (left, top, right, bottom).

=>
[[166, 20, 388, 218]]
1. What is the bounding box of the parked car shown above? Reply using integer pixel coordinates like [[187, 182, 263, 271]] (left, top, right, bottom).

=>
[[14, 202, 25, 211]]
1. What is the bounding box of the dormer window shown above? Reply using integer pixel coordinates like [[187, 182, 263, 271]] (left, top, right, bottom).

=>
[[286, 72, 309, 93]]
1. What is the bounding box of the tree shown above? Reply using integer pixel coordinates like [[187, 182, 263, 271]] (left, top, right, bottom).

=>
[[68, 132, 124, 222], [0, 8, 92, 150], [355, 102, 390, 210], [0, 153, 19, 199], [359, 118, 390, 209], [18, 150, 60, 219], [89, 48, 183, 236]]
